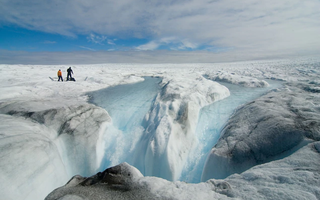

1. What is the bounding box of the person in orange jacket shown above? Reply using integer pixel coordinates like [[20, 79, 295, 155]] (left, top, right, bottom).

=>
[[57, 69, 63, 81]]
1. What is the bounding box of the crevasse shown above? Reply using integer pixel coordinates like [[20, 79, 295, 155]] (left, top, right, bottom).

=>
[[88, 76, 282, 183]]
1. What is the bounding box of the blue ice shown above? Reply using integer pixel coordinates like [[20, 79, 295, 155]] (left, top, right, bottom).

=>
[[88, 77, 282, 183], [180, 80, 283, 183], [88, 77, 162, 171]]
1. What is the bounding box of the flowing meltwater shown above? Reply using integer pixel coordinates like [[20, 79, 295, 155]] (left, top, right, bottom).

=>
[[181, 80, 282, 183], [88, 77, 282, 183], [88, 77, 162, 170]]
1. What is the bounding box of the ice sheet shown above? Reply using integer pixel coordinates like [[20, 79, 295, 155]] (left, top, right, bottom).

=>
[[0, 58, 319, 200]]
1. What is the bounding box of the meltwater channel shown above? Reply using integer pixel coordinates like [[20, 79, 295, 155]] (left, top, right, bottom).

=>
[[87, 77, 161, 171], [88, 77, 282, 183], [180, 79, 283, 183]]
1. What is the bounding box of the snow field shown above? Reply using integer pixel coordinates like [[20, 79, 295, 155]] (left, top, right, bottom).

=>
[[0, 58, 319, 199]]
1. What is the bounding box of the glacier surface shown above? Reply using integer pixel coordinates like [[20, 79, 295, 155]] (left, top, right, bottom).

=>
[[0, 59, 319, 200]]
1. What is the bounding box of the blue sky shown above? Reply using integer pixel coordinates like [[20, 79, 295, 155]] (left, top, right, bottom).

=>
[[0, 26, 150, 52], [0, 0, 320, 64], [0, 26, 217, 52]]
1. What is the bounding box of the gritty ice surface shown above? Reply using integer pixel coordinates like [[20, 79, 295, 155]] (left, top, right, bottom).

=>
[[201, 86, 320, 180], [45, 162, 232, 200], [205, 71, 269, 87], [0, 58, 320, 200]]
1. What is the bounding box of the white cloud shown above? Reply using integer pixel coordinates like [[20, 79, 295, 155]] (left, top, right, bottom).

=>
[[1, 49, 318, 65], [136, 41, 160, 51], [43, 41, 56, 44], [87, 33, 107, 44], [79, 46, 96, 51], [136, 37, 199, 51], [107, 39, 116, 45], [0, 0, 320, 57], [177, 40, 198, 50]]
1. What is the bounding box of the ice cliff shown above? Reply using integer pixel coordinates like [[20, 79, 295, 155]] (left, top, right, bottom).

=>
[[202, 82, 320, 181], [0, 101, 111, 200], [133, 75, 230, 181]]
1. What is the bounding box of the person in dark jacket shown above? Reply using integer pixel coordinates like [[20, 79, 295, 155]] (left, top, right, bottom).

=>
[[67, 67, 73, 81]]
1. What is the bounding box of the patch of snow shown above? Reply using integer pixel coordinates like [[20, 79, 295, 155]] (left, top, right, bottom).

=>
[[205, 71, 269, 87]]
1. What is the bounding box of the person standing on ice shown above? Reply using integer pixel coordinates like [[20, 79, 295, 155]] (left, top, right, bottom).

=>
[[67, 67, 73, 81], [57, 69, 63, 81]]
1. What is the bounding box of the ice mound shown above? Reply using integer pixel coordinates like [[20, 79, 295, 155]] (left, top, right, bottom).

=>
[[45, 163, 233, 200], [202, 84, 320, 181], [133, 74, 230, 181], [0, 114, 68, 200], [300, 82, 320, 93], [0, 100, 111, 200], [225, 142, 320, 199], [205, 71, 269, 88]]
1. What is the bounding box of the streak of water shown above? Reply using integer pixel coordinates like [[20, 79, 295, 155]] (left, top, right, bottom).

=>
[[87, 77, 162, 171], [180, 80, 283, 183]]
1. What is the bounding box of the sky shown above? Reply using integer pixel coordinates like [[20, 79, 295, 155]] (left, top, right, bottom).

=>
[[0, 0, 320, 64]]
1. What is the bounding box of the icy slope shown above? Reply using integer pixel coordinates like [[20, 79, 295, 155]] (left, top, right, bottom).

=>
[[0, 114, 67, 200], [202, 80, 320, 181], [226, 142, 320, 200], [205, 71, 269, 87], [181, 79, 282, 183], [87, 77, 162, 171], [0, 101, 111, 200], [133, 74, 230, 181]]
